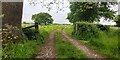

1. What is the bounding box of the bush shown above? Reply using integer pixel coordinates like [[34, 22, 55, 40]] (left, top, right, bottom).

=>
[[72, 22, 110, 40], [72, 22, 100, 40], [2, 24, 30, 59], [22, 28, 36, 40], [2, 25, 45, 59], [2, 24, 27, 46], [96, 24, 109, 31]]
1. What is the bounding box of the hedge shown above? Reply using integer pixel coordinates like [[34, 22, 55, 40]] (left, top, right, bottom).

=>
[[72, 22, 109, 40]]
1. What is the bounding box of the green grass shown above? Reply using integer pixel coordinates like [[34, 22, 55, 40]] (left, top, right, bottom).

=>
[[64, 25, 73, 35], [38, 25, 65, 41], [55, 30, 87, 58], [22, 23, 34, 28], [2, 38, 43, 58], [88, 30, 118, 58], [110, 26, 120, 30], [2, 29, 45, 59], [64, 25, 119, 58], [2, 24, 65, 59], [39, 25, 64, 32]]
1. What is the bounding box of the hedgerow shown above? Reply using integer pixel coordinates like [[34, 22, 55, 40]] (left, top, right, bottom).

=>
[[72, 22, 110, 40]]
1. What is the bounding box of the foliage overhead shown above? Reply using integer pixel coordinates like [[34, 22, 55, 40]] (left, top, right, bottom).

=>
[[32, 12, 53, 25], [67, 2, 117, 23]]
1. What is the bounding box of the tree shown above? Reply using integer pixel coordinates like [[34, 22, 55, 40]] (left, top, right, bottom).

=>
[[114, 15, 120, 27], [2, 2, 23, 28], [67, 2, 117, 23], [32, 12, 53, 25]]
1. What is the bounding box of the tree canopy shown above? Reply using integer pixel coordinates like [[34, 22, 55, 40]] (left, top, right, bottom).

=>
[[67, 2, 117, 23], [32, 12, 53, 25]]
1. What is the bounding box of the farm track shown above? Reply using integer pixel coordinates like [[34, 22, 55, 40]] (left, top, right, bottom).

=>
[[61, 29, 105, 60], [36, 28, 105, 60], [36, 30, 56, 59]]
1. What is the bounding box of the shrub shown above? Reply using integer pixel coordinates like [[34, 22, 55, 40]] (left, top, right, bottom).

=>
[[22, 28, 36, 40], [73, 22, 100, 40], [2, 24, 29, 59], [96, 24, 109, 31], [2, 24, 27, 46], [2, 25, 45, 59]]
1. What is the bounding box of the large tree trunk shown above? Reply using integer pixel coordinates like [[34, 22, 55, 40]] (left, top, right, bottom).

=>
[[2, 2, 23, 28]]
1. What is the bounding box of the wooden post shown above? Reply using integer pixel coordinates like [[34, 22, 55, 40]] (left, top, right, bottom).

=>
[[35, 22, 38, 33], [35, 22, 39, 40], [76, 23, 77, 31]]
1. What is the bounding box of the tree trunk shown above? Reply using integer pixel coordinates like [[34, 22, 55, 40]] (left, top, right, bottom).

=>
[[2, 2, 23, 28]]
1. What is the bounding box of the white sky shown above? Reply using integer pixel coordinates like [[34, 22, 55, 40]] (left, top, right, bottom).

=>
[[22, 0, 70, 24], [22, 0, 119, 25]]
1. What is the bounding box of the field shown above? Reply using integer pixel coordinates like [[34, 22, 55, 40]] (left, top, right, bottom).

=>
[[2, 24, 119, 59]]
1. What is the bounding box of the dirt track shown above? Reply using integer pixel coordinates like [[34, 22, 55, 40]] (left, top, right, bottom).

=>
[[35, 29, 105, 60], [36, 30, 56, 58]]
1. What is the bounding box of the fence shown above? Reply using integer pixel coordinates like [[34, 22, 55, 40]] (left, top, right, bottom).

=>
[[22, 22, 39, 32]]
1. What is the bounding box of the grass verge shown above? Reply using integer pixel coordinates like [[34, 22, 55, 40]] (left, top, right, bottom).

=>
[[2, 38, 43, 59], [55, 30, 87, 59], [2, 24, 65, 59]]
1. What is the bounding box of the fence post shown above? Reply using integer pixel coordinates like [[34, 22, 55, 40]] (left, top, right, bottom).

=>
[[35, 22, 38, 33], [35, 22, 39, 40]]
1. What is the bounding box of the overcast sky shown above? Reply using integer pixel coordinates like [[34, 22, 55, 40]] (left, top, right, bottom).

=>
[[22, 0, 71, 24], [22, 0, 119, 25]]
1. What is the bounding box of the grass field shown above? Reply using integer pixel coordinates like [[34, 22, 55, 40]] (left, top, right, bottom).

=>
[[65, 25, 119, 58], [55, 30, 87, 58]]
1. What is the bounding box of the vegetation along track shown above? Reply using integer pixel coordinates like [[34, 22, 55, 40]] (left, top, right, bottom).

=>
[[36, 28, 106, 60], [61, 29, 105, 59]]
